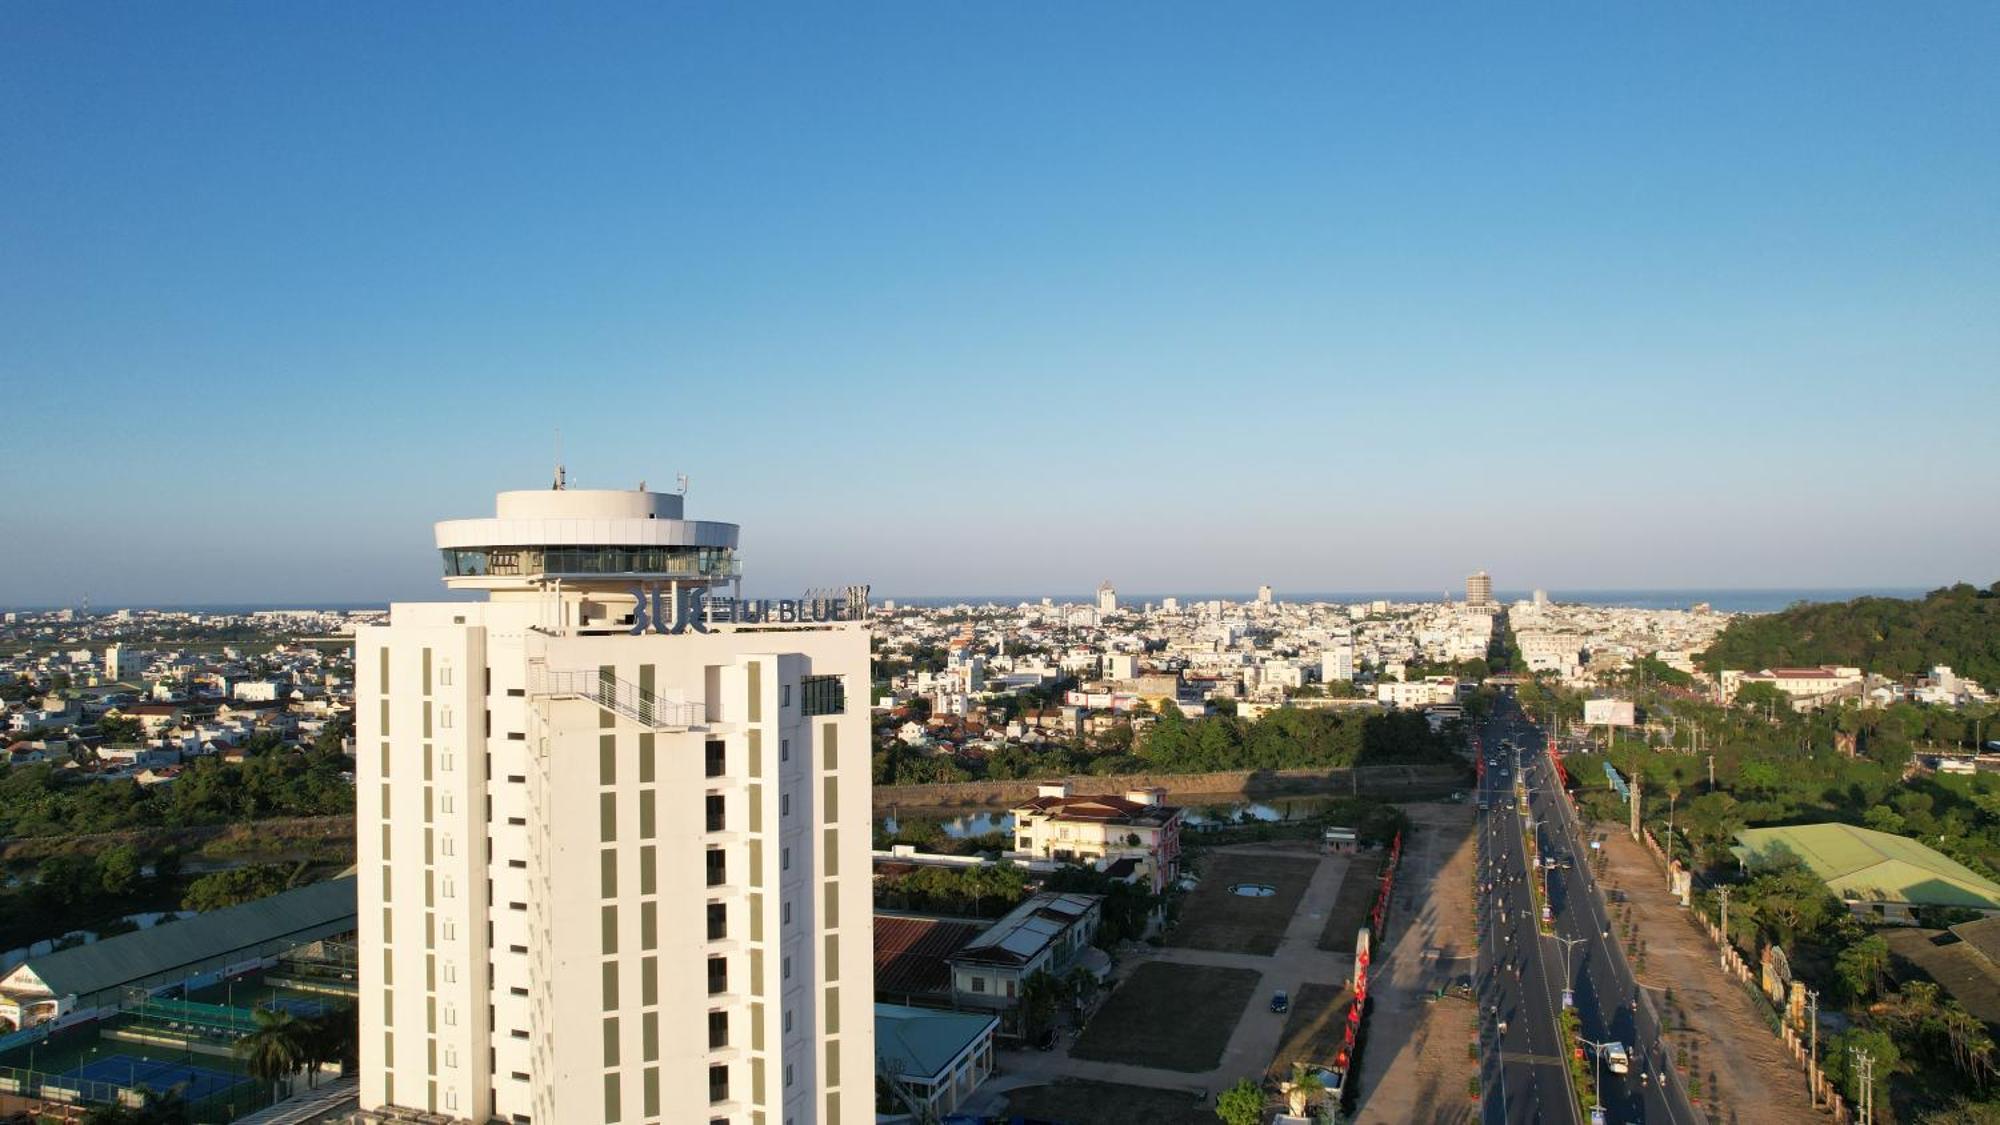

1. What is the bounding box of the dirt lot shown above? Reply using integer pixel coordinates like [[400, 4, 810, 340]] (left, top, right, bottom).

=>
[[1170, 852, 1322, 957], [1070, 961, 1262, 1072], [1263, 981, 1355, 1080], [1321, 852, 1385, 953], [1000, 1077, 1218, 1125], [1595, 823, 1819, 1125], [1347, 802, 1481, 1125]]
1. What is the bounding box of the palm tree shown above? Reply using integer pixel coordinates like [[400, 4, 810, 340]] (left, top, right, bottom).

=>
[[1283, 1062, 1326, 1118], [296, 1005, 359, 1085], [237, 1007, 308, 1101]]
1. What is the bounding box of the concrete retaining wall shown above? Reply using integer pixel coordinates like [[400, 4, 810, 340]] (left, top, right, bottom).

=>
[[872, 763, 1467, 809]]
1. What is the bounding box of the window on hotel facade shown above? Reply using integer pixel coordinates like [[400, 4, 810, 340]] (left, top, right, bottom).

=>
[[801, 675, 845, 716]]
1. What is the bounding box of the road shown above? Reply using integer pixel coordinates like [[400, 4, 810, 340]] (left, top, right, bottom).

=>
[[1477, 699, 1578, 1125], [1481, 691, 1705, 1125]]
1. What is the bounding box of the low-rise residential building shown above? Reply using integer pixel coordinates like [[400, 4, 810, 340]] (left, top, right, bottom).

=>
[[1010, 783, 1183, 892], [1726, 666, 1865, 709], [1377, 676, 1461, 708], [948, 892, 1103, 1009], [875, 1003, 999, 1119]]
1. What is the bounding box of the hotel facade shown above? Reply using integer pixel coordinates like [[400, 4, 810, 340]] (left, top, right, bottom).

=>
[[355, 481, 872, 1125]]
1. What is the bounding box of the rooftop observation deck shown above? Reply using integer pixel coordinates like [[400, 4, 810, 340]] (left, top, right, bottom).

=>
[[435, 487, 741, 589]]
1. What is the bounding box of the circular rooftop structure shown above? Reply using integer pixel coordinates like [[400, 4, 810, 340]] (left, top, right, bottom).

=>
[[435, 487, 740, 589]]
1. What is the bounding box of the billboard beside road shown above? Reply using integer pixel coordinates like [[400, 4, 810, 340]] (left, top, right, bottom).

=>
[[1584, 698, 1636, 727]]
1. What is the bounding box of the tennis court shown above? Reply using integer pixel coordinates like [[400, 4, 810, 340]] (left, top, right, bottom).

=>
[[263, 996, 331, 1019], [49, 1052, 253, 1101]]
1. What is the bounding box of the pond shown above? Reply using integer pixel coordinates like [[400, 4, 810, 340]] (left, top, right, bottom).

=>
[[880, 793, 1350, 839]]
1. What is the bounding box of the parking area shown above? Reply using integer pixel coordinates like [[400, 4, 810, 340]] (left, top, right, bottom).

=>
[[1168, 852, 1323, 957], [1070, 961, 1262, 1072]]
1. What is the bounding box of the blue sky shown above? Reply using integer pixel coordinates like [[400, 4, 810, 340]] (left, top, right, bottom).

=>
[[3, 3, 1996, 605]]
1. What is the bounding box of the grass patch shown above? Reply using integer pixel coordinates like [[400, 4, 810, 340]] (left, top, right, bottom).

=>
[[1001, 1077, 1219, 1125], [1071, 961, 1260, 1072], [1318, 853, 1383, 953], [1263, 981, 1355, 1079], [1170, 852, 1320, 957]]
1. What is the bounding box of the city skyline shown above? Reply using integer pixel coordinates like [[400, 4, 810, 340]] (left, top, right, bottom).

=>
[[5, 4, 1998, 604]]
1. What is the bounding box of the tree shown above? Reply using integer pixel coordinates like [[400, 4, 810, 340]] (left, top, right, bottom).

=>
[[98, 843, 143, 897], [1836, 935, 1892, 1002], [1824, 1026, 1901, 1109], [82, 1087, 189, 1125], [182, 864, 295, 912], [96, 714, 144, 743], [1214, 1077, 1265, 1125], [1284, 1062, 1326, 1117], [1063, 965, 1100, 1014], [237, 1007, 309, 1100], [1018, 969, 1063, 1041], [296, 1006, 358, 1087]]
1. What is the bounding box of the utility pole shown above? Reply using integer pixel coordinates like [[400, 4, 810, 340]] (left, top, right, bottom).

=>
[[1707, 753, 1715, 790], [1851, 1046, 1874, 1125], [1630, 775, 1642, 841], [1806, 986, 1820, 1106], [1717, 887, 1731, 969]]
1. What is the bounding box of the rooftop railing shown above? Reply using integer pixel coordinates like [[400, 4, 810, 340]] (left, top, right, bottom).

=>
[[528, 662, 707, 729]]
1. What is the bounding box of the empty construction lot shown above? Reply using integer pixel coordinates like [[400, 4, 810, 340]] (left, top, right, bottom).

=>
[[1168, 851, 1322, 957]]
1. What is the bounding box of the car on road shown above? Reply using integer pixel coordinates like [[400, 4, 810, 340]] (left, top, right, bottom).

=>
[[1270, 990, 1290, 1014], [1602, 1042, 1631, 1074]]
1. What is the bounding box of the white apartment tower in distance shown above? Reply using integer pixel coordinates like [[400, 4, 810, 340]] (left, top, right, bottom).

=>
[[355, 478, 873, 1125], [1466, 570, 1493, 607], [1096, 580, 1117, 616], [1256, 584, 1274, 605]]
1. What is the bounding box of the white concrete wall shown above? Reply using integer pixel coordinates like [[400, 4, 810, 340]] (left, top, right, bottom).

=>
[[361, 600, 871, 1125]]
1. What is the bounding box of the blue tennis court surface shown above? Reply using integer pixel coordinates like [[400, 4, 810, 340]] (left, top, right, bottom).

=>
[[53, 1054, 252, 1100], [264, 996, 329, 1018]]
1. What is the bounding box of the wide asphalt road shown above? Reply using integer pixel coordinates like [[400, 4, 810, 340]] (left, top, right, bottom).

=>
[[1502, 692, 1705, 1125], [1478, 703, 1579, 1125]]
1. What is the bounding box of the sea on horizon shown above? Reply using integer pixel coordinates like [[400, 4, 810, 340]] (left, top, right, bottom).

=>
[[1, 586, 1937, 617]]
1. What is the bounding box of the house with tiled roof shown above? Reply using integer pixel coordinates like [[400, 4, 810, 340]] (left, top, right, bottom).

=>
[[1009, 782, 1183, 892], [873, 915, 983, 999]]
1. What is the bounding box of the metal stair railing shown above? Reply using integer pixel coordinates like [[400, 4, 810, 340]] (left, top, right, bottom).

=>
[[527, 661, 706, 729]]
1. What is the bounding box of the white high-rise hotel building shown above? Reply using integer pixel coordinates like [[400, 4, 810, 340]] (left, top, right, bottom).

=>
[[356, 481, 872, 1125]]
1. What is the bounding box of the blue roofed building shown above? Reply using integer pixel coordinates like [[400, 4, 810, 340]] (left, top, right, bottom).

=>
[[875, 1002, 998, 1120]]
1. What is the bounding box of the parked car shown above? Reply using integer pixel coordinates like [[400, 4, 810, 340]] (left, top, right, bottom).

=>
[[1270, 990, 1291, 1014]]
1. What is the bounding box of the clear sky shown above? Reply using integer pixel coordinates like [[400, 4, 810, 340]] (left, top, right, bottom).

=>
[[3, 3, 1996, 606]]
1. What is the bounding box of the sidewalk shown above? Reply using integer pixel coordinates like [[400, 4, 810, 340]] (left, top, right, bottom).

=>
[[1595, 825, 1820, 1124]]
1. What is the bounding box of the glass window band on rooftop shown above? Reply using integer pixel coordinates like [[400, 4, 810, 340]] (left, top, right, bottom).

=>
[[442, 546, 741, 579]]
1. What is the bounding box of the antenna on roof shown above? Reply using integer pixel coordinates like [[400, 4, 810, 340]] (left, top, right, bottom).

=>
[[552, 428, 567, 490]]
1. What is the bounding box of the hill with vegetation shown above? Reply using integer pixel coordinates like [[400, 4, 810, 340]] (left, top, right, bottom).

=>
[[1699, 582, 2000, 684]]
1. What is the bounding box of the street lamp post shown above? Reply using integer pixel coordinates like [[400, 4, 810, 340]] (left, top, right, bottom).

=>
[[1577, 1035, 1611, 1117]]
